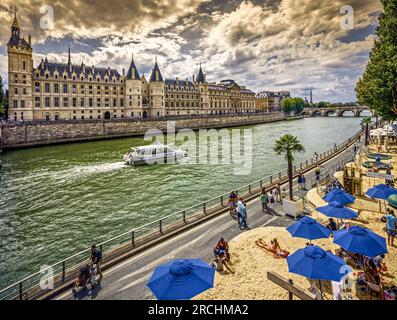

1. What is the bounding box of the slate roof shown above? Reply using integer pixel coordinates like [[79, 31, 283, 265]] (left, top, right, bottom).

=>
[[150, 61, 164, 82], [165, 79, 197, 90], [7, 36, 31, 48], [34, 61, 121, 79], [126, 55, 140, 80], [196, 65, 205, 83]]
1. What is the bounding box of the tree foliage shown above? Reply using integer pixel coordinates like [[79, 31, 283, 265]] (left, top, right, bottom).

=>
[[282, 97, 305, 114], [356, 0, 397, 120], [274, 134, 305, 200]]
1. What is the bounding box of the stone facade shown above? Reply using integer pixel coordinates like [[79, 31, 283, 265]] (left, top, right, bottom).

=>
[[256, 91, 290, 112], [0, 112, 285, 149], [7, 12, 258, 122]]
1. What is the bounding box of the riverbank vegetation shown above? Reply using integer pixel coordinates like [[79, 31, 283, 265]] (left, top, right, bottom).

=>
[[356, 0, 397, 120]]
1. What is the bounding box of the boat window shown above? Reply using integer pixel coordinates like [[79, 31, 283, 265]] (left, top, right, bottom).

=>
[[152, 149, 156, 156], [164, 148, 168, 154]]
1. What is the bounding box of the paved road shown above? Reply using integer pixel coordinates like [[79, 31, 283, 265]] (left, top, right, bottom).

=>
[[56, 140, 360, 300]]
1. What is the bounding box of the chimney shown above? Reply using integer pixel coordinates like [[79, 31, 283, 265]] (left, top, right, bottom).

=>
[[193, 75, 195, 82], [122, 68, 125, 77], [28, 35, 31, 45]]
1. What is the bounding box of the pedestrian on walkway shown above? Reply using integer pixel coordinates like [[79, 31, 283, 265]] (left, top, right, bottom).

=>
[[314, 152, 319, 164], [297, 174, 303, 190], [275, 183, 282, 202], [269, 191, 275, 211], [315, 165, 321, 182], [90, 244, 103, 283], [259, 188, 269, 213], [239, 202, 248, 230], [236, 198, 244, 225], [281, 188, 287, 201], [301, 174, 307, 190]]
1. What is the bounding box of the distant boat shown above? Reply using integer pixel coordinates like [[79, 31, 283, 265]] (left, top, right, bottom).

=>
[[123, 141, 187, 166]]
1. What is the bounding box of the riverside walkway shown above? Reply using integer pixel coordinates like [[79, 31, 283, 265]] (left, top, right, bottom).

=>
[[54, 139, 361, 300]]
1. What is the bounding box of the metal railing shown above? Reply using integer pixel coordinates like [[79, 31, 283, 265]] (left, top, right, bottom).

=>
[[0, 129, 363, 300]]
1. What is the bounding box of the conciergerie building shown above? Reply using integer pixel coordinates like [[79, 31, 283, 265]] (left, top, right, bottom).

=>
[[7, 12, 257, 122]]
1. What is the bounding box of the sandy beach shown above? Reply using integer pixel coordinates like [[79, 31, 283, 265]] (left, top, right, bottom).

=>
[[197, 143, 397, 300]]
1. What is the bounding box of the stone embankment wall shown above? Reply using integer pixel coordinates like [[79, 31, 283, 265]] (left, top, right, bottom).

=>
[[0, 112, 285, 150]]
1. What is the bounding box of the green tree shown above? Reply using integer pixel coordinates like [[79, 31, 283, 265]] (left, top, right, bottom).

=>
[[356, 0, 397, 120], [274, 134, 305, 201], [360, 116, 372, 146], [282, 97, 305, 114]]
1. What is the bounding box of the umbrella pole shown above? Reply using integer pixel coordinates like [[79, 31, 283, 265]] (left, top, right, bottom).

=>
[[318, 280, 323, 300]]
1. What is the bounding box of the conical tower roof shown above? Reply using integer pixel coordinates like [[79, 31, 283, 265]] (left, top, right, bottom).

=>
[[196, 63, 205, 83], [126, 54, 140, 80], [150, 58, 163, 82]]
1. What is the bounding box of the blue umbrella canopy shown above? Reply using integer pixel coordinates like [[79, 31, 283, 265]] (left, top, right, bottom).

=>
[[287, 216, 331, 240], [316, 201, 358, 219], [333, 226, 388, 258], [147, 259, 215, 300], [323, 189, 355, 205], [287, 245, 348, 282], [365, 184, 397, 200]]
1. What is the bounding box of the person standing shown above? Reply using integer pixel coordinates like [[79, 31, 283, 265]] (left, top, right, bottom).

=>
[[301, 174, 307, 190], [90, 244, 103, 283], [240, 202, 248, 230], [315, 165, 321, 181], [382, 211, 397, 246], [236, 198, 244, 225], [297, 174, 303, 190], [260, 189, 269, 213], [269, 191, 275, 212], [275, 184, 282, 202]]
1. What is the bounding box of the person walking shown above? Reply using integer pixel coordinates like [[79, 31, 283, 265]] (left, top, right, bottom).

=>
[[275, 184, 282, 203], [240, 202, 248, 230], [260, 188, 269, 213], [269, 191, 275, 212], [315, 165, 321, 182], [301, 174, 307, 190], [236, 198, 244, 225], [90, 244, 103, 283], [382, 210, 397, 246], [314, 152, 319, 164], [297, 174, 303, 190]]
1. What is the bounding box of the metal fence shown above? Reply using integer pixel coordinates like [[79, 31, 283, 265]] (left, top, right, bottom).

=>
[[0, 129, 363, 300]]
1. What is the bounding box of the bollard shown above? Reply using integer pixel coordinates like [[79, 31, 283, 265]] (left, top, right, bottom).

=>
[[183, 211, 186, 224], [203, 202, 206, 214], [159, 220, 163, 234], [131, 231, 135, 248]]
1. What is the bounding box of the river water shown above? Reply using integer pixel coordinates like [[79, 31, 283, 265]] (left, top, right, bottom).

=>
[[0, 116, 365, 288]]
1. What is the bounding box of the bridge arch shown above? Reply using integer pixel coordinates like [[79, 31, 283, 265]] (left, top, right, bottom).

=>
[[356, 109, 373, 117]]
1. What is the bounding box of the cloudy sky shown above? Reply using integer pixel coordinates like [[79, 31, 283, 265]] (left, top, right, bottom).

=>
[[0, 0, 382, 102]]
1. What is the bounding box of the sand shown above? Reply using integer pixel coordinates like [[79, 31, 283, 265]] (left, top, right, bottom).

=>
[[196, 144, 397, 300]]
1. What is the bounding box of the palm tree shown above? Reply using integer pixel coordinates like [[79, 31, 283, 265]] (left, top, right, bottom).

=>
[[274, 134, 305, 201], [360, 116, 372, 146]]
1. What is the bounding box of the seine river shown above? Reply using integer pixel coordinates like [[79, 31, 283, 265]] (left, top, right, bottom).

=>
[[0, 116, 366, 288]]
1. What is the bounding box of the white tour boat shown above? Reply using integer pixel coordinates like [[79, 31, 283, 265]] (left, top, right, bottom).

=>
[[123, 141, 187, 165]]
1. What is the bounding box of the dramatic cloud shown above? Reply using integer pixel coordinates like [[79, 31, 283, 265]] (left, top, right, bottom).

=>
[[0, 0, 383, 102]]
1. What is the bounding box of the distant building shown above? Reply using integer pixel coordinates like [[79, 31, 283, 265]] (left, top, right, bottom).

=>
[[7, 11, 256, 122], [255, 91, 290, 112]]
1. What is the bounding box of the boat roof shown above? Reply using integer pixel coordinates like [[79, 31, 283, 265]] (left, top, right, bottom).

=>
[[131, 142, 174, 151]]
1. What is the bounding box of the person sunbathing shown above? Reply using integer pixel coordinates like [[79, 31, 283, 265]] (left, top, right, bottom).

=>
[[214, 238, 231, 261], [255, 238, 290, 258], [217, 252, 235, 274]]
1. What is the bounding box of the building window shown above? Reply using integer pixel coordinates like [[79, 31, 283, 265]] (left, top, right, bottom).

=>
[[54, 83, 59, 93], [23, 88, 26, 95], [55, 114, 59, 121], [80, 98, 84, 107], [21, 100, 25, 108], [63, 97, 68, 107], [45, 97, 50, 107], [54, 97, 59, 107], [35, 82, 40, 93], [89, 98, 93, 107], [35, 97, 40, 107], [13, 100, 18, 108], [15, 88, 18, 95], [45, 114, 50, 121], [73, 98, 77, 107], [45, 83, 50, 93], [63, 84, 68, 93], [22, 61, 26, 70]]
